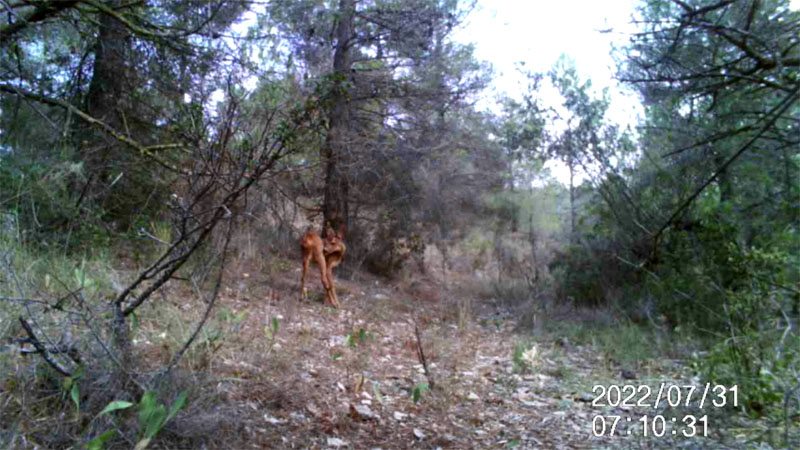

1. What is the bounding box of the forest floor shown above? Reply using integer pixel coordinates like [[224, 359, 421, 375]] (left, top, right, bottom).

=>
[[134, 258, 785, 450]]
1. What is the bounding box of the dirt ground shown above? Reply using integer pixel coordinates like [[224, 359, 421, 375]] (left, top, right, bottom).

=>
[[149, 258, 761, 450]]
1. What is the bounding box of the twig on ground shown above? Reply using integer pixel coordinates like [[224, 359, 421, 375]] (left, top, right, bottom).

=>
[[414, 321, 435, 389]]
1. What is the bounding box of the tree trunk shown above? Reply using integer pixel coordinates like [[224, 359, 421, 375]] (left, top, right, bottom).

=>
[[322, 0, 355, 230], [714, 152, 733, 205], [567, 130, 576, 243], [86, 0, 130, 139], [528, 213, 539, 284], [82, 0, 135, 226]]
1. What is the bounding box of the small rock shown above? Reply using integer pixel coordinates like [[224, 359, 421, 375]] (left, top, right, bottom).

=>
[[327, 437, 348, 448], [263, 413, 284, 424], [393, 411, 408, 421], [351, 404, 378, 421], [467, 392, 480, 401], [413, 428, 425, 440], [306, 402, 321, 417]]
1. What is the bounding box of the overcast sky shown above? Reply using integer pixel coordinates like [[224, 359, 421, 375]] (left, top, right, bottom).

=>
[[453, 0, 646, 183], [226, 1, 648, 183], [454, 0, 644, 126]]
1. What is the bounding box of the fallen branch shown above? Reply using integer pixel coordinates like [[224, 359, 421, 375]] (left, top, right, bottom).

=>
[[17, 317, 73, 376], [414, 322, 435, 389]]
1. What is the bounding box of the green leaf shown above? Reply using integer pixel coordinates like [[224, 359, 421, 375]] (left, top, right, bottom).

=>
[[372, 381, 384, 405], [74, 265, 85, 287], [98, 400, 134, 416], [271, 316, 279, 333], [143, 405, 167, 439], [166, 391, 187, 423], [85, 430, 116, 450], [138, 391, 158, 433], [411, 383, 429, 403], [139, 392, 156, 414], [71, 382, 80, 410]]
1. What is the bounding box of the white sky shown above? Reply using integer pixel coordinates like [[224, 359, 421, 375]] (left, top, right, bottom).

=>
[[221, 1, 646, 183], [454, 0, 643, 121], [453, 0, 645, 183]]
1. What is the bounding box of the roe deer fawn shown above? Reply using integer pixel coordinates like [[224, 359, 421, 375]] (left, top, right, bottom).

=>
[[300, 223, 346, 308]]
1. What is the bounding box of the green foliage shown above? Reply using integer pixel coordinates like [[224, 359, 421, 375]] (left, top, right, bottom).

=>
[[549, 243, 628, 308], [697, 332, 799, 418], [64, 373, 82, 416], [594, 323, 660, 371], [264, 316, 280, 354], [411, 382, 429, 404], [264, 316, 280, 339], [653, 220, 796, 331], [512, 341, 536, 373], [344, 328, 369, 348], [372, 381, 384, 405], [138, 391, 182, 442], [0, 150, 106, 250], [86, 391, 187, 450], [217, 307, 247, 329], [84, 400, 135, 449], [85, 430, 116, 450], [687, 244, 798, 416], [98, 400, 135, 416]]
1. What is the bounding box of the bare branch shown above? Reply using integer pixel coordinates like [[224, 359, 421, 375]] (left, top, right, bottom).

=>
[[18, 317, 72, 377]]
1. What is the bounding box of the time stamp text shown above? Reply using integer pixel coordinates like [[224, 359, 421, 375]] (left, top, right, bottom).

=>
[[591, 383, 739, 438]]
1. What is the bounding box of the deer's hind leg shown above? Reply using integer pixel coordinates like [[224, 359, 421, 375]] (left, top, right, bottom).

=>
[[313, 247, 339, 307], [300, 250, 315, 301], [325, 258, 341, 308]]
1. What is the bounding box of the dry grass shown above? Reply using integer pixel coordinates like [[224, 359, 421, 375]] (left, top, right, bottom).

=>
[[3, 246, 785, 449]]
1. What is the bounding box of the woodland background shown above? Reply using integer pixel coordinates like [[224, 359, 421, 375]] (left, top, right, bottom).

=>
[[0, 0, 797, 448]]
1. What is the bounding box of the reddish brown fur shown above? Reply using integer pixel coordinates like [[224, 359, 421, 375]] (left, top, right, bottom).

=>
[[300, 224, 346, 308]]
